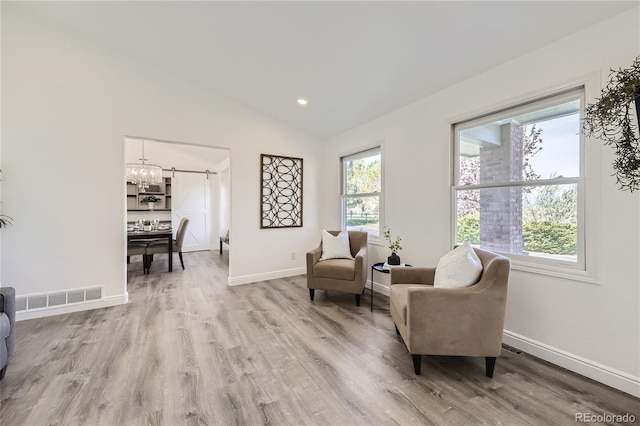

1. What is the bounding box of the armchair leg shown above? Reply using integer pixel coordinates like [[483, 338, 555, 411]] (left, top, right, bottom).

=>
[[412, 354, 422, 375], [485, 357, 496, 378], [394, 324, 400, 335], [0, 366, 7, 380], [179, 251, 185, 269], [309, 289, 315, 301], [355, 294, 361, 306]]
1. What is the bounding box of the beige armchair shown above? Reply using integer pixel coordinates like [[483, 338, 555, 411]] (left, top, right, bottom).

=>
[[306, 231, 368, 306], [389, 247, 510, 377]]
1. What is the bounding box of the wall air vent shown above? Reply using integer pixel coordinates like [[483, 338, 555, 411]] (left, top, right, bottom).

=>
[[14, 287, 103, 312], [28, 295, 47, 310], [502, 343, 524, 356], [15, 298, 27, 312]]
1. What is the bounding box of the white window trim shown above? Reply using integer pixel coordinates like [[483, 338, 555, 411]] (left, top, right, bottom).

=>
[[340, 144, 384, 245], [450, 84, 596, 281]]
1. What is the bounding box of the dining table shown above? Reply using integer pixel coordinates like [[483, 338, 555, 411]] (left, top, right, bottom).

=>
[[127, 227, 174, 272]]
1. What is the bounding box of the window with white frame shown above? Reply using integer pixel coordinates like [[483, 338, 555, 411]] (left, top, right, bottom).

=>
[[341, 147, 382, 239], [453, 88, 584, 269]]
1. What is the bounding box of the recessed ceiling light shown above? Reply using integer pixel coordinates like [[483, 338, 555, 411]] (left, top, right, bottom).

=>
[[297, 97, 308, 106]]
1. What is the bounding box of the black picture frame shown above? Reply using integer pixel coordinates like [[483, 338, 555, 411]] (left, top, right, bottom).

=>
[[260, 154, 303, 229]]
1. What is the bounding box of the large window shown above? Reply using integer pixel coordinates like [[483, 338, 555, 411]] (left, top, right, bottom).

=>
[[341, 147, 382, 238], [453, 88, 584, 269]]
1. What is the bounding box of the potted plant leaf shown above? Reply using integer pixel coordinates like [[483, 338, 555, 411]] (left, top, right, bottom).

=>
[[583, 56, 640, 191], [140, 195, 161, 210], [0, 215, 11, 228]]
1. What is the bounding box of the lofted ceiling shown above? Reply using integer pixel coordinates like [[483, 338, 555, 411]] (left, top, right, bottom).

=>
[[11, 1, 638, 139]]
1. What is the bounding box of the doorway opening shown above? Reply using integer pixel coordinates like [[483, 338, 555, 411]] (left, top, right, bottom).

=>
[[124, 137, 231, 277]]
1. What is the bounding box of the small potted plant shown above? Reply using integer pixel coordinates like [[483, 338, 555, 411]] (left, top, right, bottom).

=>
[[143, 220, 153, 231], [383, 227, 402, 265], [140, 195, 161, 210]]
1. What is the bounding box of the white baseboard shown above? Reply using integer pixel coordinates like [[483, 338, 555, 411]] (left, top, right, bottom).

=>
[[371, 280, 390, 297], [227, 267, 306, 286], [503, 330, 640, 398], [16, 293, 128, 321]]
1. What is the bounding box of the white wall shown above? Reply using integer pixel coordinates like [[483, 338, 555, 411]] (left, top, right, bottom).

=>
[[320, 9, 640, 396], [218, 158, 231, 238], [0, 5, 320, 310]]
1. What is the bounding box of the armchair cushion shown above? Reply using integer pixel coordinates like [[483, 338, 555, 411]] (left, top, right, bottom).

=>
[[434, 242, 482, 288], [319, 230, 354, 261], [314, 259, 356, 281]]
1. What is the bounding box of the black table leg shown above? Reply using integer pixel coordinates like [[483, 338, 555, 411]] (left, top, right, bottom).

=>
[[168, 234, 173, 272], [371, 265, 374, 312]]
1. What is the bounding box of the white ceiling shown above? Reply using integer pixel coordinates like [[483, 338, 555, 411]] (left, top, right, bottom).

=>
[[13, 1, 638, 139]]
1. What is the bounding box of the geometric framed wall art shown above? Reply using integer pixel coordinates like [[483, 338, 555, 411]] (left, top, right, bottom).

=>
[[260, 154, 303, 228]]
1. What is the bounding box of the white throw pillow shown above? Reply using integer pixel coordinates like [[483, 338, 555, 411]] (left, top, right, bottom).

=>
[[434, 242, 483, 288], [319, 230, 354, 261]]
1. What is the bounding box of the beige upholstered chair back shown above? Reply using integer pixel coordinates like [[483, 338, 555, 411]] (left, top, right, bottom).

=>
[[175, 218, 189, 250]]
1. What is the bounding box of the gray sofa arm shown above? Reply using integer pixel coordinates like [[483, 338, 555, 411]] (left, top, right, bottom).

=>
[[0, 287, 16, 379]]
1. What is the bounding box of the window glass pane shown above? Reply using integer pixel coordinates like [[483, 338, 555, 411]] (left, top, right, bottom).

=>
[[344, 195, 380, 237], [456, 184, 577, 262], [344, 152, 381, 195], [458, 99, 580, 185]]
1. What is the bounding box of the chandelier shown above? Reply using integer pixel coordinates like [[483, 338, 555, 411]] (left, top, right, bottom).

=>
[[126, 140, 163, 192]]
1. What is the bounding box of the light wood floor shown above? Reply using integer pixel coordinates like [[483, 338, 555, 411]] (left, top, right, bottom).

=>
[[1, 251, 638, 425]]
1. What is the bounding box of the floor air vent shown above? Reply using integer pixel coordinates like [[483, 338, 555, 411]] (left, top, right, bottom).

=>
[[502, 343, 524, 356], [15, 287, 103, 312]]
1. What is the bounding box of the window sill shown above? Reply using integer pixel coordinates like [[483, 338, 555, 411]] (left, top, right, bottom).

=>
[[511, 260, 598, 284], [368, 237, 385, 247]]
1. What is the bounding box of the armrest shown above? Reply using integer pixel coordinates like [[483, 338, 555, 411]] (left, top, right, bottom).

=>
[[354, 246, 366, 266], [306, 245, 322, 277], [354, 246, 367, 281], [0, 287, 15, 318], [0, 287, 16, 360], [390, 267, 435, 285]]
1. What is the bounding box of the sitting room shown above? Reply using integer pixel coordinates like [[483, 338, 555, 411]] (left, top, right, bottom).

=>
[[1, 2, 638, 425]]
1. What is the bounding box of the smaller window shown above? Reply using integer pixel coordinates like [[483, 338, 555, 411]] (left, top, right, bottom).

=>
[[341, 147, 381, 238]]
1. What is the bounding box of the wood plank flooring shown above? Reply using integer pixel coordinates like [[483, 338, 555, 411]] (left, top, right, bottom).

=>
[[1, 251, 638, 425]]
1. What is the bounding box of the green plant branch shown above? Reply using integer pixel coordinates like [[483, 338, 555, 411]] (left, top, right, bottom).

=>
[[383, 227, 402, 253], [583, 56, 640, 191]]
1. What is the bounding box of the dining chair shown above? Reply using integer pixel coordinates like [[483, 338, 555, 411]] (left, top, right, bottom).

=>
[[145, 218, 189, 273], [127, 242, 150, 274]]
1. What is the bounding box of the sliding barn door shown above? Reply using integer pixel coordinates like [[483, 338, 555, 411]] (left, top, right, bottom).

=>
[[171, 172, 211, 252]]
